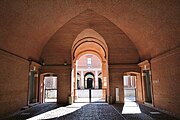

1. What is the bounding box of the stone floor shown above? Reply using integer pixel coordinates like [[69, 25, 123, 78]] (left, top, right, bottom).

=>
[[1, 102, 179, 120]]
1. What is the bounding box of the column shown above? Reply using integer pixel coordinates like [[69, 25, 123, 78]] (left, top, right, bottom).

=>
[[74, 63, 77, 89], [102, 61, 108, 99], [95, 70, 99, 89], [73, 61, 77, 100], [81, 70, 84, 89], [132, 76, 135, 88], [102, 62, 107, 88], [128, 75, 131, 87]]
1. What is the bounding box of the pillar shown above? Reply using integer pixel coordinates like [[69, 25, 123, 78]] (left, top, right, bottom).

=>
[[128, 75, 131, 87], [102, 62, 107, 88], [132, 76, 135, 88], [81, 70, 84, 89], [73, 61, 77, 100], [102, 61, 108, 101], [95, 70, 99, 89]]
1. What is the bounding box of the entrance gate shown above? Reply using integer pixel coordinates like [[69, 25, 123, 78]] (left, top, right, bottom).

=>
[[75, 89, 107, 103]]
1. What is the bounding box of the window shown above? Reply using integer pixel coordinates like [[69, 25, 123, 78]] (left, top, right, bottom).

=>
[[87, 58, 92, 66]]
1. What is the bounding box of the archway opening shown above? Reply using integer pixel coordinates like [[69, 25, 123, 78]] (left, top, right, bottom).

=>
[[39, 73, 57, 103], [123, 72, 142, 103], [84, 72, 94, 89], [74, 54, 106, 103], [122, 72, 142, 114], [28, 62, 40, 105], [98, 72, 102, 89], [123, 75, 136, 102], [71, 28, 109, 103], [143, 70, 152, 104], [44, 75, 57, 103]]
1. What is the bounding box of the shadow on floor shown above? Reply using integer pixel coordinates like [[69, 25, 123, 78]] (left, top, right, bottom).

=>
[[1, 103, 65, 120], [112, 103, 179, 120], [1, 102, 179, 120]]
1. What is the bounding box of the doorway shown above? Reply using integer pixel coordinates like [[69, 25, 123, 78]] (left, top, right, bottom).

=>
[[87, 78, 93, 89], [71, 31, 109, 104], [74, 54, 106, 103], [84, 72, 94, 89], [44, 76, 57, 103], [28, 71, 39, 104], [143, 70, 152, 103], [123, 75, 136, 102]]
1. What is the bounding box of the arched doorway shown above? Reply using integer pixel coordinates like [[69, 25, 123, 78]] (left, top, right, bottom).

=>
[[122, 72, 143, 114], [84, 72, 94, 89], [71, 29, 109, 103], [143, 70, 152, 104], [123, 72, 143, 103], [74, 54, 106, 103], [39, 73, 57, 103], [98, 72, 102, 89], [44, 75, 57, 103], [123, 75, 136, 102]]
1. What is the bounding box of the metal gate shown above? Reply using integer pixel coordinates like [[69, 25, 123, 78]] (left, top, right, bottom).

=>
[[74, 89, 107, 103]]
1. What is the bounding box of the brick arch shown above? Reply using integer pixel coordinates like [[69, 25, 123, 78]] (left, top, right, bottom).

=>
[[71, 26, 110, 102], [84, 72, 95, 77], [40, 73, 57, 76], [73, 42, 106, 62], [72, 28, 108, 63], [41, 9, 139, 65], [0, 1, 179, 62], [75, 50, 104, 63], [72, 37, 108, 60], [123, 71, 141, 75], [72, 28, 108, 50]]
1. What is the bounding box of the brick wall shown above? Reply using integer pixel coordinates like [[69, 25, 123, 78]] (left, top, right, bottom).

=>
[[78, 54, 101, 68], [0, 50, 29, 117], [151, 47, 180, 116], [136, 74, 143, 103]]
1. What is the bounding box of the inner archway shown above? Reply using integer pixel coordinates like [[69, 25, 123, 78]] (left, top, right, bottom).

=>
[[84, 72, 94, 89], [39, 73, 58, 103], [44, 75, 57, 103], [71, 28, 109, 103], [74, 54, 106, 103]]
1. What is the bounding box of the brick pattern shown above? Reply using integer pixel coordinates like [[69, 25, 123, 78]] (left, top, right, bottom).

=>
[[41, 9, 139, 65], [0, 50, 29, 117], [77, 54, 101, 68], [136, 74, 143, 103], [0, 1, 179, 118], [0, 1, 179, 61], [151, 47, 180, 116]]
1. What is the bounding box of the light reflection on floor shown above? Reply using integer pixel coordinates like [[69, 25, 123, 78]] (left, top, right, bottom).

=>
[[75, 98, 105, 103], [45, 98, 57, 102], [27, 103, 88, 120], [122, 97, 142, 114]]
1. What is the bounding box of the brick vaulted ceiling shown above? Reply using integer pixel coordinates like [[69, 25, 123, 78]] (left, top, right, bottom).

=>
[[0, 0, 180, 64]]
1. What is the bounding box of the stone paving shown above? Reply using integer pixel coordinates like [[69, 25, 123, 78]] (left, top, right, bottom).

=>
[[1, 103, 62, 120], [57, 103, 125, 120], [1, 102, 179, 120], [113, 102, 179, 120]]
